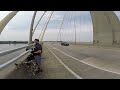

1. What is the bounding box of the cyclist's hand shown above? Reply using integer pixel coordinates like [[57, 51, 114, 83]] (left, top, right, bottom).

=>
[[31, 51, 34, 53]]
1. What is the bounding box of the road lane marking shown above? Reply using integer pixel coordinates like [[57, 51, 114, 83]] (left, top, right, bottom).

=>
[[46, 46, 83, 79], [51, 46, 120, 75]]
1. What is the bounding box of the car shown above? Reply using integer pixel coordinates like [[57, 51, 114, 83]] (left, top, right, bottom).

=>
[[61, 42, 69, 46]]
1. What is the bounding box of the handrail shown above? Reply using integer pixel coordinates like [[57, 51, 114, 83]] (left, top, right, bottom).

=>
[[0, 50, 29, 70], [0, 44, 33, 57]]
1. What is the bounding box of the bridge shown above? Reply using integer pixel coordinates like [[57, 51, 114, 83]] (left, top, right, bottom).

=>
[[1, 11, 120, 79]]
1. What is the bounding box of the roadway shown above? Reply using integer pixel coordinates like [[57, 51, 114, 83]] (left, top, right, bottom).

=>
[[4, 42, 120, 79], [43, 42, 120, 79]]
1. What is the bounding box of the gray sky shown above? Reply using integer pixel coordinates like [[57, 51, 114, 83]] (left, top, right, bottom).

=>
[[0, 11, 120, 42]]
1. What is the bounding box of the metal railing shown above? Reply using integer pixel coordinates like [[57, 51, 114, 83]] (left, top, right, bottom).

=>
[[0, 44, 34, 70], [0, 11, 45, 72], [0, 51, 29, 70], [0, 44, 33, 57]]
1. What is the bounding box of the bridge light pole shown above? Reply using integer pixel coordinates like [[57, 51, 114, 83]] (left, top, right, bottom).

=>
[[0, 11, 18, 34], [74, 11, 76, 44], [28, 11, 37, 45]]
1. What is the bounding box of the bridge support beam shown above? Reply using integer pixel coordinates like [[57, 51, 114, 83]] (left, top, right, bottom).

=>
[[90, 11, 120, 46], [0, 11, 18, 34], [28, 11, 37, 44]]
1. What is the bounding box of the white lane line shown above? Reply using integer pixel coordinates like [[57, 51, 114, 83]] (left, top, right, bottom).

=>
[[52, 46, 120, 75], [46, 46, 83, 79]]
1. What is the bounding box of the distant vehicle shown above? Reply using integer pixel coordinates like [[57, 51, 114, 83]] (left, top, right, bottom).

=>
[[61, 42, 69, 46]]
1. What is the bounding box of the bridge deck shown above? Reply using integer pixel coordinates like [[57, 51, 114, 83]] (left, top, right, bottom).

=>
[[5, 44, 76, 79], [4, 42, 120, 79]]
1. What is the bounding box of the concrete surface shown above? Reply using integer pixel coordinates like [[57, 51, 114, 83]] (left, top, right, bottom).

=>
[[90, 11, 120, 46], [45, 42, 120, 79]]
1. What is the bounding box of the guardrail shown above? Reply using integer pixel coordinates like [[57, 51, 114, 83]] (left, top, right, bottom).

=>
[[0, 44, 34, 71], [0, 51, 29, 70], [0, 44, 33, 57]]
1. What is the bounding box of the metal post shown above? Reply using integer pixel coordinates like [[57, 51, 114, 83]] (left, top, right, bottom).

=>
[[74, 11, 76, 44], [0, 11, 18, 34], [28, 11, 37, 44]]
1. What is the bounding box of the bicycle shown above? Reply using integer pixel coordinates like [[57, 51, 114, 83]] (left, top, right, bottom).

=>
[[14, 55, 40, 79]]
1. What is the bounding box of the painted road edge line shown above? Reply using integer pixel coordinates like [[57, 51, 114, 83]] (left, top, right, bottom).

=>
[[52, 46, 120, 75], [46, 46, 83, 79]]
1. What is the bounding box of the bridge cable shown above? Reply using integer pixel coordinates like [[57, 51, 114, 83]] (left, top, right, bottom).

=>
[[63, 11, 71, 42], [56, 11, 66, 41], [39, 11, 54, 42], [64, 11, 69, 42], [32, 11, 46, 36], [74, 11, 77, 44], [38, 11, 53, 41], [89, 11, 92, 43], [65, 11, 72, 42], [71, 11, 75, 42], [38, 18, 47, 40], [38, 12, 50, 40], [79, 11, 81, 43], [62, 11, 69, 42], [66, 11, 72, 42], [69, 11, 74, 42], [62, 12, 69, 42]]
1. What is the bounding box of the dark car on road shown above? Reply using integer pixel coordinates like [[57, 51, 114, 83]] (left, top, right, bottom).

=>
[[61, 42, 69, 46]]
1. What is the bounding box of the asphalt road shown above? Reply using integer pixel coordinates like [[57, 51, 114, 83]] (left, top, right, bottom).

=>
[[5, 42, 120, 79], [44, 42, 120, 79]]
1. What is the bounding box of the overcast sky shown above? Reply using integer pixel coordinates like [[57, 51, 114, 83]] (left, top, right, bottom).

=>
[[0, 11, 120, 42]]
